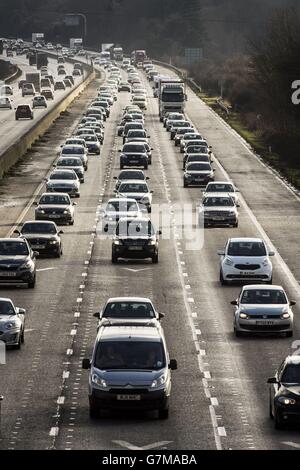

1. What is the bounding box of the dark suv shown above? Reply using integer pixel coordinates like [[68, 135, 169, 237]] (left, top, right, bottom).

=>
[[15, 104, 33, 120], [0, 238, 37, 288], [112, 217, 161, 263]]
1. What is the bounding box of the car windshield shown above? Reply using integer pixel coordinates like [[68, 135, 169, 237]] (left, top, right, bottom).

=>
[[119, 171, 144, 180], [281, 364, 300, 383], [187, 146, 208, 154], [39, 195, 70, 205], [187, 163, 211, 171], [119, 183, 148, 193], [0, 241, 29, 256], [206, 183, 234, 192], [84, 136, 97, 142], [58, 159, 82, 167], [116, 220, 155, 237], [184, 134, 201, 140], [241, 289, 287, 304], [95, 341, 165, 370], [62, 147, 84, 155], [177, 128, 193, 135], [0, 300, 15, 315], [203, 197, 234, 207], [21, 223, 57, 234], [106, 201, 138, 212], [227, 241, 267, 256], [103, 301, 155, 319], [123, 145, 145, 153], [188, 156, 209, 163], [128, 131, 146, 137], [50, 172, 76, 180]]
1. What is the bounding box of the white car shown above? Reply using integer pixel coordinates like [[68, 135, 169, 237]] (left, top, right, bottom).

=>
[[203, 181, 240, 204], [0, 96, 13, 109], [218, 238, 274, 285], [100, 198, 141, 234], [60, 144, 88, 170], [231, 285, 295, 337], [115, 180, 153, 213]]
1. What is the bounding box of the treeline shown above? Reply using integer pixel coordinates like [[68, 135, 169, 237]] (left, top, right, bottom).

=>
[[190, 8, 300, 168]]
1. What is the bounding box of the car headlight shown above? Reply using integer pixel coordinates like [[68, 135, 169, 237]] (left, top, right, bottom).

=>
[[278, 396, 296, 405], [91, 374, 107, 389], [281, 312, 290, 319], [21, 260, 32, 269], [229, 211, 236, 216], [239, 313, 249, 319], [63, 209, 70, 214], [114, 239, 121, 245], [224, 257, 234, 266], [49, 240, 58, 245], [5, 322, 17, 330], [151, 375, 166, 389], [37, 208, 45, 213], [262, 258, 270, 267], [148, 238, 156, 246]]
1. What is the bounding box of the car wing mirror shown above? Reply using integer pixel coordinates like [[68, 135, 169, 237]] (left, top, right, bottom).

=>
[[267, 377, 278, 384], [290, 300, 296, 306], [33, 251, 39, 258], [13, 229, 20, 235], [230, 300, 238, 306], [268, 251, 275, 256], [169, 359, 178, 370], [93, 312, 101, 319], [17, 308, 26, 315], [157, 230, 162, 235], [82, 358, 91, 370], [158, 312, 165, 320], [59, 230, 64, 234], [73, 202, 77, 206], [217, 250, 225, 256]]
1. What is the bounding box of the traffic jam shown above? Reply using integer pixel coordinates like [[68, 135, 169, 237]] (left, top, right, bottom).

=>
[[0, 40, 299, 435]]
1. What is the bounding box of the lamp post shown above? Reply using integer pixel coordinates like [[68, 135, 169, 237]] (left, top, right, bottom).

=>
[[65, 13, 87, 40]]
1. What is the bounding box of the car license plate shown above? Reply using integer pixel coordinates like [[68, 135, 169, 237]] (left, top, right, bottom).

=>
[[213, 217, 225, 221], [117, 395, 141, 401], [49, 214, 61, 218], [240, 272, 253, 276], [0, 272, 16, 277], [130, 160, 139, 164], [256, 321, 274, 326], [32, 245, 45, 249], [128, 246, 143, 251]]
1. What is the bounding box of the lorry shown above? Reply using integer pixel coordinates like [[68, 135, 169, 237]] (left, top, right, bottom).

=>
[[32, 33, 44, 44], [70, 38, 83, 51], [131, 50, 147, 66], [36, 52, 48, 70], [158, 79, 186, 121], [25, 72, 41, 93], [113, 46, 123, 61]]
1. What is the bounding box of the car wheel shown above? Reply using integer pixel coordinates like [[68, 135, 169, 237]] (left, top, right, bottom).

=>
[[234, 328, 244, 338], [274, 412, 284, 430], [158, 408, 169, 420], [175, 141, 178, 147], [220, 270, 227, 286], [184, 181, 188, 188], [152, 252, 159, 264], [234, 221, 239, 228], [112, 252, 118, 264], [120, 164, 124, 169], [89, 405, 100, 419], [286, 331, 293, 338], [267, 277, 273, 285], [55, 250, 61, 258], [28, 276, 36, 289], [21, 328, 25, 344], [14, 335, 21, 350], [144, 164, 148, 170], [69, 220, 74, 226], [269, 396, 274, 419]]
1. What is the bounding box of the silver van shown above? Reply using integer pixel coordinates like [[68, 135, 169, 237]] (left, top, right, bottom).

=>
[[82, 324, 177, 419]]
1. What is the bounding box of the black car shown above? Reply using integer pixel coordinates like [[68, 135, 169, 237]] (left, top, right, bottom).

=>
[[119, 143, 148, 170], [15, 105, 33, 121], [14, 221, 63, 258], [268, 356, 300, 429], [112, 217, 161, 264], [183, 162, 215, 187], [34, 193, 76, 225], [0, 238, 37, 288]]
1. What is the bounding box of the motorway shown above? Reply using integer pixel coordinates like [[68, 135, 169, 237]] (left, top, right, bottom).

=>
[[0, 52, 86, 155], [0, 59, 299, 451]]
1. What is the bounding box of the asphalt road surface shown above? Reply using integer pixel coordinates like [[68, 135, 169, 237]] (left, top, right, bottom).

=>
[[0, 62, 299, 451], [0, 52, 86, 156]]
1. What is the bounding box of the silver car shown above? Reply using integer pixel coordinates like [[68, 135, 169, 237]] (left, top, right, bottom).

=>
[[0, 297, 26, 349], [231, 285, 295, 337], [82, 324, 177, 419], [45, 169, 80, 198]]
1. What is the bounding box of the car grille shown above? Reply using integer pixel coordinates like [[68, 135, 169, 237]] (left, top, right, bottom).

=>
[[28, 238, 48, 245], [0, 264, 18, 271], [123, 239, 147, 246], [206, 211, 231, 217], [43, 208, 65, 215], [247, 314, 282, 319], [235, 264, 260, 270], [243, 325, 289, 331], [109, 388, 148, 394], [50, 186, 73, 193], [228, 274, 268, 279]]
